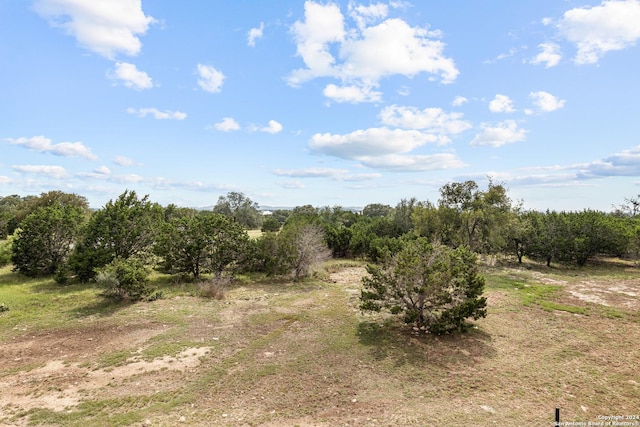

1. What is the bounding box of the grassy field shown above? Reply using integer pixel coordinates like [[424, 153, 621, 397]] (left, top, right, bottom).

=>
[[0, 258, 639, 426]]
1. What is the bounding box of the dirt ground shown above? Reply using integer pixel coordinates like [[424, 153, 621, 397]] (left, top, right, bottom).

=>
[[1, 265, 639, 426]]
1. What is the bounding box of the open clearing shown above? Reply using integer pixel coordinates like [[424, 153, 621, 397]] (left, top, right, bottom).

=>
[[1, 260, 639, 426]]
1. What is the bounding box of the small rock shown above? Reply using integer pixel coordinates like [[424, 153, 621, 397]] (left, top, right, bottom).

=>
[[143, 420, 152, 426], [480, 405, 496, 414], [581, 405, 588, 413], [179, 416, 186, 422]]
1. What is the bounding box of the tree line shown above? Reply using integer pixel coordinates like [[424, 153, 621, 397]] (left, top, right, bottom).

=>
[[2, 183, 640, 279], [1, 183, 639, 333]]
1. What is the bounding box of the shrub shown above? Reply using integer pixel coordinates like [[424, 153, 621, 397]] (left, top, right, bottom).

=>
[[96, 258, 151, 302], [360, 238, 487, 334], [261, 216, 281, 232], [0, 234, 14, 267], [196, 277, 228, 300]]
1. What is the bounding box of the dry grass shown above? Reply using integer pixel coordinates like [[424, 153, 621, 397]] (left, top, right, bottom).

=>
[[0, 260, 639, 426]]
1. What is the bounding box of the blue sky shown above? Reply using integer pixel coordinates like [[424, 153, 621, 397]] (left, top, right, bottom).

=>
[[2, 0, 640, 211]]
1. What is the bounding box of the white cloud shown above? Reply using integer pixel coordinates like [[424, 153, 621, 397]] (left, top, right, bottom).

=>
[[309, 127, 438, 159], [274, 167, 349, 178], [33, 0, 155, 59], [288, 1, 458, 102], [214, 117, 240, 132], [113, 155, 137, 166], [278, 180, 305, 189], [6, 135, 97, 160], [357, 153, 466, 171], [109, 62, 153, 90], [12, 165, 68, 179], [290, 1, 345, 84], [323, 83, 382, 103], [379, 105, 472, 136], [488, 94, 516, 113], [247, 22, 264, 47], [557, 0, 640, 64], [127, 107, 187, 120], [272, 167, 381, 181], [94, 165, 111, 175], [340, 18, 458, 83], [109, 174, 143, 184], [197, 64, 225, 93], [261, 120, 283, 134], [452, 96, 468, 107], [307, 126, 464, 172], [75, 165, 112, 180], [530, 42, 562, 68], [471, 120, 528, 147], [528, 91, 566, 114], [348, 2, 389, 29], [0, 176, 13, 185], [577, 145, 640, 178]]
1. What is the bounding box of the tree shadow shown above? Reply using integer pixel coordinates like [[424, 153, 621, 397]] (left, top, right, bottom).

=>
[[66, 298, 131, 318], [357, 319, 496, 369]]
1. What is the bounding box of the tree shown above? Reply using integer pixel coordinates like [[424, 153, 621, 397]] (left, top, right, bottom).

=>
[[437, 179, 512, 253], [411, 201, 442, 243], [261, 216, 281, 232], [279, 222, 331, 281], [155, 213, 249, 279], [362, 203, 392, 218], [524, 210, 570, 267], [392, 198, 417, 234], [360, 238, 487, 334], [70, 190, 163, 281], [1, 191, 89, 239], [213, 191, 262, 229], [11, 203, 85, 277], [0, 195, 28, 239], [349, 216, 403, 259]]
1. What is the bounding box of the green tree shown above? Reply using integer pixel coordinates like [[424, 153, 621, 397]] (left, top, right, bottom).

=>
[[155, 213, 249, 279], [0, 229, 18, 267], [362, 203, 392, 218], [70, 190, 163, 281], [411, 200, 442, 242], [11, 203, 85, 277], [392, 198, 417, 234], [213, 191, 263, 229], [437, 179, 512, 252], [349, 216, 403, 259], [261, 216, 281, 232], [0, 195, 27, 239], [524, 210, 570, 267], [360, 238, 487, 334]]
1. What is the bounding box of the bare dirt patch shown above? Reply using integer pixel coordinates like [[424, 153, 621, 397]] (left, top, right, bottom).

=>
[[0, 347, 211, 413], [532, 271, 640, 310]]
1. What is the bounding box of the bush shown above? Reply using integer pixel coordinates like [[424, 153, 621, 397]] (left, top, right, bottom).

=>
[[96, 258, 152, 302], [360, 238, 487, 334], [261, 216, 281, 232], [0, 235, 14, 267], [196, 277, 228, 300]]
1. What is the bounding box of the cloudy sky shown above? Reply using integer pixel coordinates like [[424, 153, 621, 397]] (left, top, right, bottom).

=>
[[2, 0, 640, 211]]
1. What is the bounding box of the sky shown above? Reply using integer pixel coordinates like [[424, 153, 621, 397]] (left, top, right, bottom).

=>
[[2, 0, 640, 211]]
